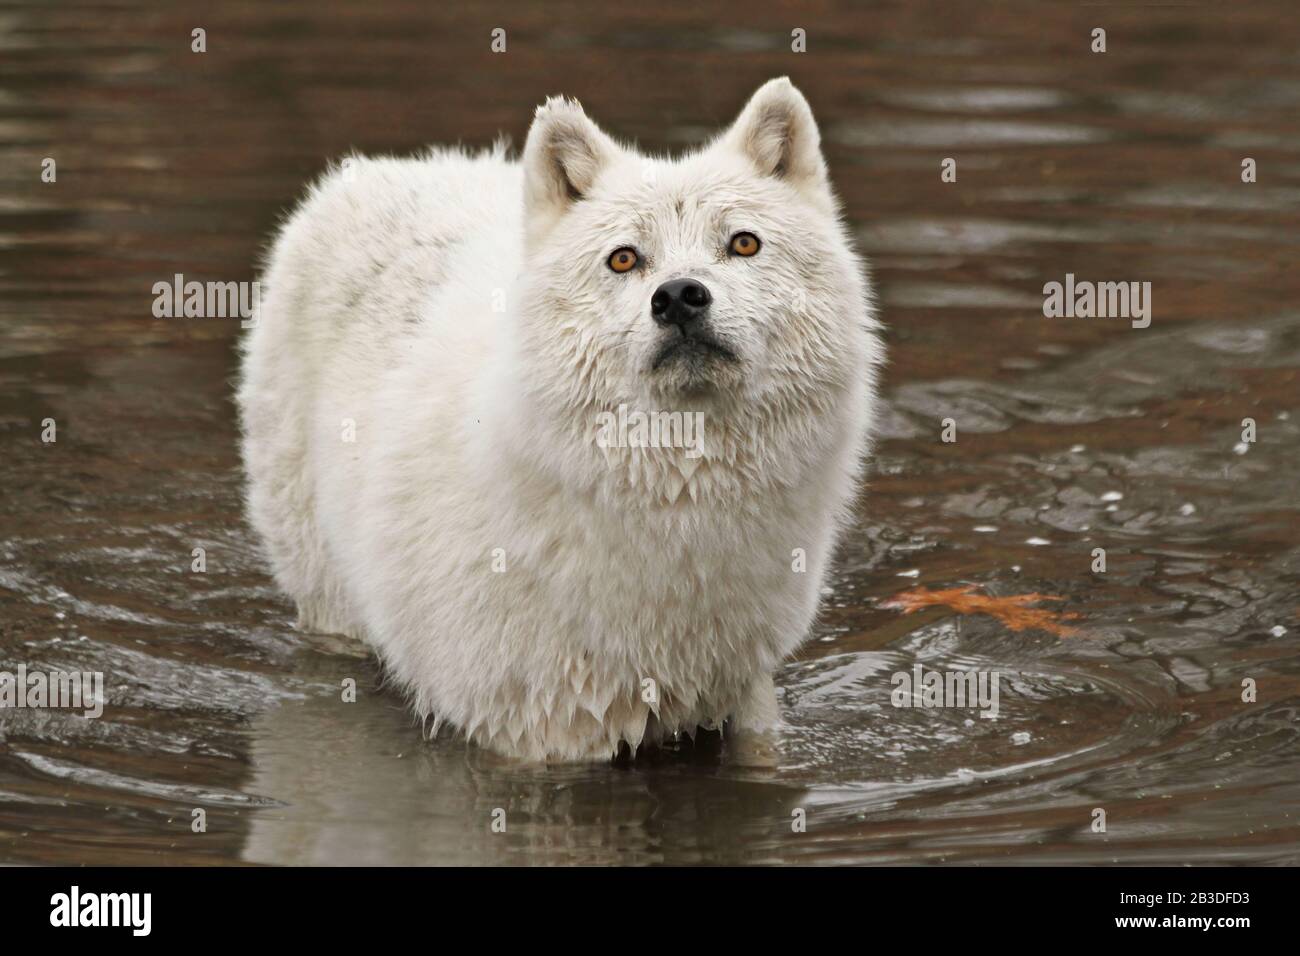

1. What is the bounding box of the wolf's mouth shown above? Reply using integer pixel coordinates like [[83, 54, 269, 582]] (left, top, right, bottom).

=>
[[651, 335, 738, 371]]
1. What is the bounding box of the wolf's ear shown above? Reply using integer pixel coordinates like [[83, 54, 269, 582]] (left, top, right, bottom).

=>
[[522, 96, 620, 239], [720, 78, 828, 198]]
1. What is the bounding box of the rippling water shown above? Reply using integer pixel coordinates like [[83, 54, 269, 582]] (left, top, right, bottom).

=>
[[2, 2, 1298, 864]]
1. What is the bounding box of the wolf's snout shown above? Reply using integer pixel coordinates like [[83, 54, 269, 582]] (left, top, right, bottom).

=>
[[651, 278, 712, 329]]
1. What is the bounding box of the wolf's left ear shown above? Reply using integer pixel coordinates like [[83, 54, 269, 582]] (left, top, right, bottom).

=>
[[720, 78, 828, 198], [522, 96, 620, 242]]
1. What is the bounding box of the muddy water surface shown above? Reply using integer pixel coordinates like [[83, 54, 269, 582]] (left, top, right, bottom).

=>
[[1, 2, 1298, 864]]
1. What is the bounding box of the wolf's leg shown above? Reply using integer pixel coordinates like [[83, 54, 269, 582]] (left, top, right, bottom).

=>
[[728, 673, 781, 766]]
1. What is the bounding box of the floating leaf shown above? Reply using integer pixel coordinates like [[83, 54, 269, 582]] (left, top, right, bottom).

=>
[[882, 585, 1081, 638]]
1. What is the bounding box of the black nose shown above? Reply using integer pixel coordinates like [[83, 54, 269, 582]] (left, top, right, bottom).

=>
[[651, 278, 712, 327]]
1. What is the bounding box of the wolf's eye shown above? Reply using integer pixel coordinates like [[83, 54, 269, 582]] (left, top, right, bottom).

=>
[[729, 232, 761, 257], [608, 247, 639, 273]]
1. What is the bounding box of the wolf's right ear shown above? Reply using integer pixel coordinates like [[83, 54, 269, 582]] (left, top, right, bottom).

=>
[[522, 96, 620, 242]]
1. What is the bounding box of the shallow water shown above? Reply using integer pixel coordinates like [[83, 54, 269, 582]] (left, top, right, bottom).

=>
[[1, 2, 1298, 864]]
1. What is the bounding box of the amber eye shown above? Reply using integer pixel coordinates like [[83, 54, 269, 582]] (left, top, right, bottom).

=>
[[729, 232, 761, 257], [608, 247, 638, 273]]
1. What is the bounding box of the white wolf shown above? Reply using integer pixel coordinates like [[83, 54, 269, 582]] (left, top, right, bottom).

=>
[[238, 78, 883, 762]]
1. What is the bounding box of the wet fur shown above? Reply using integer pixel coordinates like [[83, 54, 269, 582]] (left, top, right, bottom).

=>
[[238, 78, 883, 761]]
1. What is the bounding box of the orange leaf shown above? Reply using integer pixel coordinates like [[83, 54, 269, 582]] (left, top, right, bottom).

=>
[[882, 585, 1081, 638]]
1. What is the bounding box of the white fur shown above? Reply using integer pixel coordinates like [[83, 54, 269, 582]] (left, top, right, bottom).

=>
[[238, 78, 883, 762]]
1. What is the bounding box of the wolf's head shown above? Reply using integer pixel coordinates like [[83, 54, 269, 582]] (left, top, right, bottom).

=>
[[512, 78, 878, 502]]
